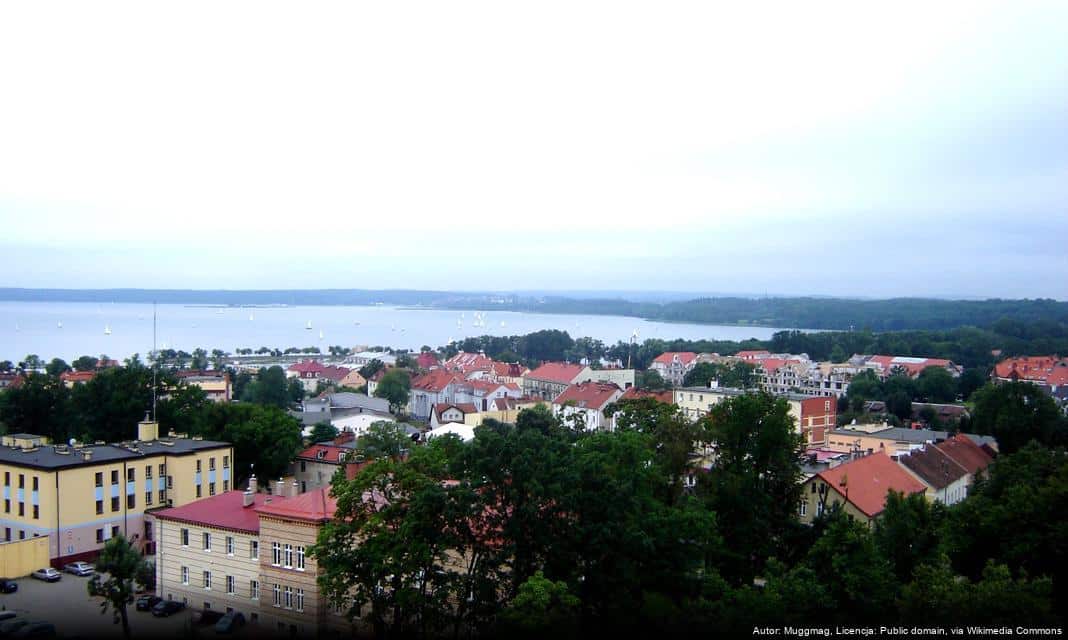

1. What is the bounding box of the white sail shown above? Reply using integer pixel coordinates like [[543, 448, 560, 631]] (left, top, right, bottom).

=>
[[306, 320, 313, 330], [104, 324, 111, 336]]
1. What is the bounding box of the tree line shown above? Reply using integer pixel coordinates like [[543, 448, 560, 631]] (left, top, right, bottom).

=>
[[312, 393, 1068, 637]]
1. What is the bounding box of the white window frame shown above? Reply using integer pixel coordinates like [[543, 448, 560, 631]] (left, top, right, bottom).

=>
[[181, 566, 189, 585], [284, 544, 293, 568], [250, 540, 259, 560], [226, 536, 234, 555], [296, 546, 305, 571], [272, 542, 281, 566], [203, 532, 211, 552], [203, 571, 211, 590], [250, 580, 259, 600], [226, 575, 235, 595]]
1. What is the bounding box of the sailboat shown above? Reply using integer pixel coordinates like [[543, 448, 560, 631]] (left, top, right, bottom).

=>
[[14, 323, 19, 332], [305, 320, 313, 330], [104, 324, 111, 336], [57, 321, 63, 329], [500, 320, 507, 328], [318, 330, 324, 341], [249, 313, 255, 321]]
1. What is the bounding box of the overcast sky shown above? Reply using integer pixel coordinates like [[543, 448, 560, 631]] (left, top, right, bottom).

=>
[[0, 1, 1065, 299]]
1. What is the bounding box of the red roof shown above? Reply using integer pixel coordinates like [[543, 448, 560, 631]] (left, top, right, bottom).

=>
[[994, 356, 1068, 384], [256, 487, 337, 523], [442, 352, 496, 373], [60, 371, 96, 383], [527, 362, 587, 384], [652, 352, 698, 366], [154, 490, 274, 534], [288, 360, 326, 375], [411, 370, 459, 393], [867, 355, 957, 378], [899, 446, 968, 490], [433, 402, 478, 421], [553, 382, 623, 411], [416, 352, 439, 369], [816, 453, 927, 518], [935, 434, 994, 475], [297, 444, 348, 463], [619, 387, 674, 404], [735, 350, 771, 360]]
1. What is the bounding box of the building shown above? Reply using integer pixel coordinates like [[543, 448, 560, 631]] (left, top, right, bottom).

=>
[[993, 355, 1068, 404], [673, 385, 805, 429], [522, 363, 593, 401], [348, 352, 397, 367], [617, 387, 675, 405], [153, 487, 269, 621], [290, 444, 351, 494], [552, 382, 624, 431], [338, 370, 366, 389], [408, 370, 462, 421], [649, 352, 698, 387], [415, 352, 439, 370], [452, 380, 523, 412], [430, 403, 480, 428], [0, 419, 232, 566], [59, 370, 96, 387], [855, 354, 962, 380], [287, 362, 352, 393], [799, 397, 837, 447], [826, 424, 997, 457], [898, 433, 994, 505], [587, 368, 635, 391], [798, 453, 927, 527], [176, 370, 232, 403]]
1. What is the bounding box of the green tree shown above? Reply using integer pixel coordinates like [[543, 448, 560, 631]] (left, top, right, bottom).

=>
[[802, 513, 896, 624], [607, 397, 700, 505], [496, 571, 580, 639], [635, 370, 668, 391], [240, 365, 296, 409], [358, 359, 385, 380], [373, 369, 411, 414], [88, 534, 151, 640], [683, 362, 755, 389], [19, 354, 43, 373], [969, 382, 1066, 453], [355, 421, 410, 460], [210, 349, 227, 371], [45, 357, 71, 377], [193, 403, 303, 481], [0, 373, 73, 442], [190, 348, 209, 370], [872, 491, 945, 583], [915, 366, 957, 403], [308, 421, 339, 443]]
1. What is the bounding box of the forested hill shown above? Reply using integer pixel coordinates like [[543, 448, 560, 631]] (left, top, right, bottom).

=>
[[2, 288, 1066, 332]]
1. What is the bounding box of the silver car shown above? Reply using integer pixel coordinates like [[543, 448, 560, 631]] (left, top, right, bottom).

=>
[[31, 568, 61, 582], [63, 561, 94, 577]]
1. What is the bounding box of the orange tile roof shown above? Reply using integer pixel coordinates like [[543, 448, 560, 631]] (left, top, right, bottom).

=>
[[816, 452, 927, 518], [619, 387, 674, 404], [296, 444, 348, 463], [527, 362, 587, 384], [652, 352, 698, 366], [256, 486, 337, 523], [994, 356, 1068, 383], [154, 490, 274, 534], [411, 369, 459, 393], [934, 433, 994, 475], [553, 382, 623, 411]]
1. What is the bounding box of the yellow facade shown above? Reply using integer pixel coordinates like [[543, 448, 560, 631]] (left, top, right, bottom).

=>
[[0, 536, 50, 578]]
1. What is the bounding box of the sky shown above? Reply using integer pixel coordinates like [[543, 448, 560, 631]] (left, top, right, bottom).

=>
[[0, 1, 1066, 300]]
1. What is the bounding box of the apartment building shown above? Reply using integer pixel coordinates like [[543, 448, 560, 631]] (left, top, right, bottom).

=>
[[0, 419, 232, 566]]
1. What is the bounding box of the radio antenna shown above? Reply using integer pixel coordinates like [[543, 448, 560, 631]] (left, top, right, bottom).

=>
[[152, 301, 158, 421]]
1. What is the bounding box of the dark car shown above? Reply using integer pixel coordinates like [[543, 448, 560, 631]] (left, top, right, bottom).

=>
[[215, 611, 245, 634], [192, 609, 223, 626], [0, 579, 16, 594], [0, 619, 31, 637], [135, 595, 162, 611], [151, 600, 186, 617], [9, 622, 55, 638]]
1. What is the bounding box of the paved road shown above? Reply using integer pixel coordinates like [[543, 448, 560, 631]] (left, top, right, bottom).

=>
[[0, 572, 245, 639]]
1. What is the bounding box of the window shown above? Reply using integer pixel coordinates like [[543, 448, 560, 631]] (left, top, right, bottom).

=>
[[146, 465, 152, 479], [203, 571, 211, 590], [167, 476, 173, 489], [196, 485, 202, 498], [2, 472, 7, 486], [296, 546, 305, 571], [203, 532, 211, 551], [223, 456, 229, 469], [32, 476, 38, 491], [209, 482, 216, 496], [145, 491, 153, 506], [32, 505, 38, 520], [18, 475, 24, 489], [273, 584, 281, 607], [250, 540, 259, 559], [250, 580, 259, 600], [209, 457, 215, 471], [17, 503, 23, 517], [95, 499, 103, 515], [226, 536, 234, 555], [226, 575, 235, 595], [295, 588, 304, 612], [272, 542, 281, 566], [180, 528, 189, 546], [283, 544, 293, 568], [110, 470, 118, 485], [284, 586, 293, 609], [159, 489, 166, 503], [799, 500, 807, 517], [816, 501, 824, 517], [2, 528, 8, 541], [300, 461, 306, 473], [127, 494, 135, 509], [111, 525, 119, 538], [181, 566, 189, 585], [18, 531, 24, 540], [127, 468, 135, 482], [223, 480, 229, 492], [111, 496, 119, 512], [159, 463, 166, 477], [196, 460, 202, 472], [96, 529, 104, 543]]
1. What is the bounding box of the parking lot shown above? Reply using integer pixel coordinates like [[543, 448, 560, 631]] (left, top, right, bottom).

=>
[[0, 571, 245, 638]]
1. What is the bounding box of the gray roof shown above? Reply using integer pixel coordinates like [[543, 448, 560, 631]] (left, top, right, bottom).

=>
[[829, 426, 996, 448], [0, 438, 231, 471], [328, 392, 389, 413]]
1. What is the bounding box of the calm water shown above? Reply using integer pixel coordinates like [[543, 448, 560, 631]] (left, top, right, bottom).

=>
[[0, 302, 791, 362]]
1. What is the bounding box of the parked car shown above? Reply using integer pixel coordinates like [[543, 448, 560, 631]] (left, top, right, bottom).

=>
[[0, 579, 16, 594], [29, 569, 60, 583], [215, 611, 245, 634], [193, 609, 223, 625], [9, 622, 55, 638], [0, 619, 31, 636], [151, 600, 186, 617], [0, 613, 15, 622], [62, 562, 94, 577], [135, 595, 162, 611]]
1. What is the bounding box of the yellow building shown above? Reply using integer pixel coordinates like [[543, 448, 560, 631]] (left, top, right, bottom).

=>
[[0, 420, 232, 566], [672, 386, 802, 425]]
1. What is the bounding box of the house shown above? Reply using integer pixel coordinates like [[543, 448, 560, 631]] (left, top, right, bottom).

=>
[[617, 387, 675, 405], [176, 370, 232, 402], [441, 351, 496, 375], [798, 452, 927, 526], [408, 370, 462, 420], [290, 443, 351, 493], [415, 352, 439, 370], [430, 403, 480, 428], [735, 350, 772, 361], [588, 368, 635, 390], [0, 419, 232, 566], [897, 445, 970, 505], [0, 372, 23, 390], [522, 362, 593, 401], [348, 352, 397, 367], [826, 424, 998, 457], [552, 382, 624, 431], [366, 368, 389, 396], [649, 352, 698, 387], [993, 355, 1068, 404], [60, 370, 96, 387], [287, 361, 329, 392], [856, 354, 962, 380], [338, 370, 366, 389], [453, 380, 523, 412]]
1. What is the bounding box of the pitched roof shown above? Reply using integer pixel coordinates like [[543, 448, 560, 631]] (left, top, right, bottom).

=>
[[60, 371, 96, 383], [433, 403, 478, 421], [442, 352, 496, 373], [899, 446, 968, 490], [553, 382, 623, 411], [154, 490, 273, 534], [652, 352, 698, 366], [416, 352, 440, 369], [526, 362, 587, 384], [319, 365, 351, 382], [296, 444, 348, 464], [866, 355, 957, 377], [619, 387, 675, 404], [816, 452, 927, 518], [994, 356, 1068, 384], [256, 486, 337, 523], [288, 360, 326, 374], [735, 350, 771, 359], [934, 433, 994, 475], [411, 370, 459, 393]]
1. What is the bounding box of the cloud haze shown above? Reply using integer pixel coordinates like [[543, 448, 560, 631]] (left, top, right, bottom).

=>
[[1, 1, 1065, 298]]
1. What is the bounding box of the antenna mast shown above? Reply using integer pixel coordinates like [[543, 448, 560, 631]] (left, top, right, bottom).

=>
[[152, 301, 157, 421]]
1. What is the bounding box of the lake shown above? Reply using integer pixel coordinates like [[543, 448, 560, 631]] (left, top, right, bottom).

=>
[[0, 302, 793, 362]]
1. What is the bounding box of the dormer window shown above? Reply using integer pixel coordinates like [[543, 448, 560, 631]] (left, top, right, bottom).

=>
[[316, 451, 326, 460]]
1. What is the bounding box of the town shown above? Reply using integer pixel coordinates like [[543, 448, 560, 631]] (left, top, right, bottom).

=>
[[0, 330, 1065, 637]]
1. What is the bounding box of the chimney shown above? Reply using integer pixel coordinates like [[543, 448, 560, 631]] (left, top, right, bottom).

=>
[[248, 475, 258, 493], [243, 490, 254, 508], [82, 449, 93, 461], [274, 478, 285, 496], [137, 414, 159, 442], [291, 480, 300, 496]]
